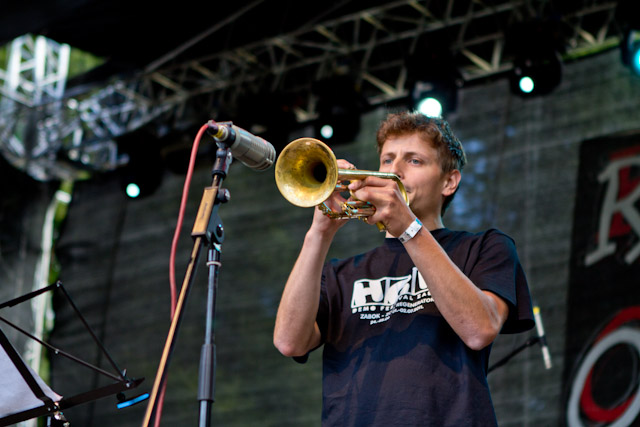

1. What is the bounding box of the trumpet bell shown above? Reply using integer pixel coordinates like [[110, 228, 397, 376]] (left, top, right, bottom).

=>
[[275, 138, 339, 207], [275, 137, 409, 232]]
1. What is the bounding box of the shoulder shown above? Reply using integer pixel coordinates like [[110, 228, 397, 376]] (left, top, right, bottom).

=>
[[435, 228, 517, 255], [437, 227, 513, 241]]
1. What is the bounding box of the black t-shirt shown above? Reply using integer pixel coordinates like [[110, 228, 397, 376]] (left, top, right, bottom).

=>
[[313, 228, 534, 426]]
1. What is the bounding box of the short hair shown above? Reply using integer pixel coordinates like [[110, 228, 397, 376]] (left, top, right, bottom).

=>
[[376, 111, 467, 214]]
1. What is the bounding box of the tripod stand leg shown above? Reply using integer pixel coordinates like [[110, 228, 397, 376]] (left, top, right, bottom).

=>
[[142, 237, 204, 427]]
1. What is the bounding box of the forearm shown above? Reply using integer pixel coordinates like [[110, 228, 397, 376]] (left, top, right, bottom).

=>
[[403, 228, 508, 350], [273, 228, 334, 357]]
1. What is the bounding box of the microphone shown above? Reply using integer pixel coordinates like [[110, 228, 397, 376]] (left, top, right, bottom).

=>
[[533, 306, 552, 369], [207, 121, 276, 171]]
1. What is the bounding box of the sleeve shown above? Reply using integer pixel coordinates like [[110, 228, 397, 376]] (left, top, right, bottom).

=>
[[468, 229, 535, 334]]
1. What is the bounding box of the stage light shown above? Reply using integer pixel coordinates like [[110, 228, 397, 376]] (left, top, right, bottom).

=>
[[312, 75, 366, 144], [509, 52, 562, 97], [120, 158, 163, 199], [125, 183, 141, 198], [314, 111, 361, 144], [518, 76, 535, 94], [416, 96, 443, 118], [621, 30, 640, 76], [405, 38, 460, 117], [117, 131, 164, 199], [320, 124, 334, 139], [506, 20, 564, 97], [410, 80, 456, 118], [617, 0, 640, 76]]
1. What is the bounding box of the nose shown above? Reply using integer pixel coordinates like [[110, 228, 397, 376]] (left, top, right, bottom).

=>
[[388, 158, 404, 179]]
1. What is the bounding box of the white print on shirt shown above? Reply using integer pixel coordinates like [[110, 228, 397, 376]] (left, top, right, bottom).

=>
[[351, 267, 434, 324]]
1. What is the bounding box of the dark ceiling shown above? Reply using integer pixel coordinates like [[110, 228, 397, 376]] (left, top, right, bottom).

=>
[[0, 0, 391, 76], [0, 0, 634, 182], [3, 0, 635, 98]]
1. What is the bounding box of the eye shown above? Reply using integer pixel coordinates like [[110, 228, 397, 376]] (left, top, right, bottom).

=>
[[409, 158, 422, 165], [381, 157, 393, 164]]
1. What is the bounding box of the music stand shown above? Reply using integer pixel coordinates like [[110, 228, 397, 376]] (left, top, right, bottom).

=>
[[0, 281, 144, 426]]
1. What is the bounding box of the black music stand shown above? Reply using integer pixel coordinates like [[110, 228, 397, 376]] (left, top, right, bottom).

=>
[[0, 281, 144, 426]]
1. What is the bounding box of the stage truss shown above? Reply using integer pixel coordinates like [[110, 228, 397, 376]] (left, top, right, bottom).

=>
[[0, 0, 622, 180]]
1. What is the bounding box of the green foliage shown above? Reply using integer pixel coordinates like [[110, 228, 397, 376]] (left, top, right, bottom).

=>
[[0, 35, 104, 79], [68, 48, 105, 79], [0, 44, 7, 68]]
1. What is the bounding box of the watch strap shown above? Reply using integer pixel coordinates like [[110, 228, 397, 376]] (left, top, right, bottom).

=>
[[398, 218, 423, 243]]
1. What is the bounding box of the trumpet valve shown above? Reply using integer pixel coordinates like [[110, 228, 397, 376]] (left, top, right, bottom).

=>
[[342, 201, 376, 217]]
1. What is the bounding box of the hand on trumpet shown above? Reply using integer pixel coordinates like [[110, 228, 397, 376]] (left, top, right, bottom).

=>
[[274, 137, 410, 232], [347, 175, 415, 238], [309, 159, 356, 235]]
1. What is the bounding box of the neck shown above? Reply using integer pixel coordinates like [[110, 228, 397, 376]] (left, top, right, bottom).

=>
[[423, 216, 445, 231]]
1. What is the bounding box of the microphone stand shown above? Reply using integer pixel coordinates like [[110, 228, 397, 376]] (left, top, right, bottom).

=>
[[142, 145, 232, 427]]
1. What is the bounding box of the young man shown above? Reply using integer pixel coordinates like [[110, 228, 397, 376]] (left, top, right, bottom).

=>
[[273, 111, 534, 426]]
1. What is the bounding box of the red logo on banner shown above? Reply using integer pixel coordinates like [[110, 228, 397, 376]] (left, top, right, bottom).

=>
[[585, 148, 640, 266]]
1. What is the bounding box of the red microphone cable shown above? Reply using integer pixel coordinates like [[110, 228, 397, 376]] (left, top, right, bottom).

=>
[[154, 122, 209, 427]]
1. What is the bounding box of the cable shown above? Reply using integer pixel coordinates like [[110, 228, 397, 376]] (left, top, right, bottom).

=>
[[169, 123, 208, 317], [154, 122, 209, 427]]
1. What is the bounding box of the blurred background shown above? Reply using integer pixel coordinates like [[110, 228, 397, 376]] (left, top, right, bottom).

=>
[[1, 0, 640, 425]]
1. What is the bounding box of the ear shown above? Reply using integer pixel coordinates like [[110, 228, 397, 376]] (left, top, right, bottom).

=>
[[442, 170, 461, 197]]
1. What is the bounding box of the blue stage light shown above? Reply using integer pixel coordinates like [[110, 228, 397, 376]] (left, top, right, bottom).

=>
[[518, 76, 535, 94], [125, 183, 141, 199], [630, 36, 640, 76]]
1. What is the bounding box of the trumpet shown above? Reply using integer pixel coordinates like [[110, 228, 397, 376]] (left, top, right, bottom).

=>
[[274, 138, 408, 231]]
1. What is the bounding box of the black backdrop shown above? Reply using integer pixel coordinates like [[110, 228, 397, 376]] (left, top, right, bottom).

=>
[[564, 131, 640, 426]]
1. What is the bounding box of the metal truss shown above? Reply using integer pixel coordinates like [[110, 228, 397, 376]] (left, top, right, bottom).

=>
[[0, 35, 73, 180], [0, 0, 624, 181]]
